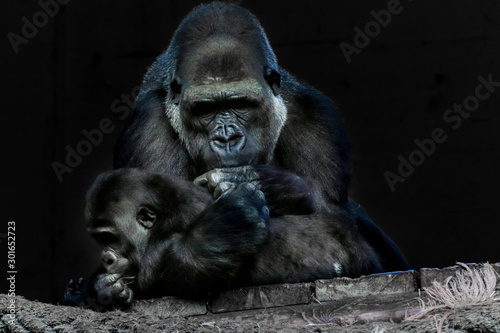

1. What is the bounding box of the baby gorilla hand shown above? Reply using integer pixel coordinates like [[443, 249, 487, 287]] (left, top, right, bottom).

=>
[[192, 182, 270, 259], [63, 277, 87, 306], [92, 273, 134, 310], [224, 182, 269, 225], [215, 182, 270, 250]]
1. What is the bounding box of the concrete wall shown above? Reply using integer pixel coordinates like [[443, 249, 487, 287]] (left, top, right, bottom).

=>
[[1, 0, 499, 303]]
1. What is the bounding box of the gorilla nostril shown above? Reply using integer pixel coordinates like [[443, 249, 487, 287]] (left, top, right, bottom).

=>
[[213, 135, 228, 143], [102, 251, 117, 268], [228, 133, 243, 141], [211, 134, 244, 151], [213, 133, 242, 142]]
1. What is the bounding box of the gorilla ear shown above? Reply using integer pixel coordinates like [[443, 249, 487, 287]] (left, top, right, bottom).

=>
[[169, 77, 182, 105], [264, 67, 281, 96], [137, 207, 157, 229]]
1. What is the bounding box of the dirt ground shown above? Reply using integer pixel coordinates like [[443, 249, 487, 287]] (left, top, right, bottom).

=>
[[1, 294, 500, 333]]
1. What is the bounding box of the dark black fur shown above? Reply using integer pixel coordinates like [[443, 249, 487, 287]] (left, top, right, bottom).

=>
[[65, 2, 409, 310]]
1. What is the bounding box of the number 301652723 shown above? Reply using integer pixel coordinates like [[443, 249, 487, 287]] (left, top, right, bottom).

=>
[[7, 221, 16, 270]]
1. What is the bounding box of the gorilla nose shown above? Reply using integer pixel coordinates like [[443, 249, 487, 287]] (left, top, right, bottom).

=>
[[211, 133, 245, 152], [211, 126, 245, 152], [213, 133, 242, 144], [101, 250, 129, 273], [102, 251, 118, 271]]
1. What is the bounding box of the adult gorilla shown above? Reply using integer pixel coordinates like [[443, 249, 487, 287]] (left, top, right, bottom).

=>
[[66, 2, 409, 309], [114, 2, 349, 217], [115, 2, 408, 271]]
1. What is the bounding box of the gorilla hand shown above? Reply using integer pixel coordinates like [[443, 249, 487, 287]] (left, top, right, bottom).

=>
[[202, 182, 270, 253], [63, 277, 88, 306], [92, 273, 134, 310], [194, 166, 259, 198], [195, 165, 326, 217]]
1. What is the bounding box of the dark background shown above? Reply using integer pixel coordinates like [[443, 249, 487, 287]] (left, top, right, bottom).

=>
[[1, 0, 499, 304]]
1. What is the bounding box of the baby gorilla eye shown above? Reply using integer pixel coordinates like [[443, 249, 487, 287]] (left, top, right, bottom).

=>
[[91, 231, 119, 245], [137, 207, 157, 229]]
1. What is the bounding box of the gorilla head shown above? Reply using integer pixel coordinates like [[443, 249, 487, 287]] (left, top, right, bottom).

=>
[[155, 3, 287, 172], [84, 169, 165, 279], [84, 169, 210, 284]]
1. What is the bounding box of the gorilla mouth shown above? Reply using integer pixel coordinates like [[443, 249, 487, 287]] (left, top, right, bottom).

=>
[[207, 134, 258, 169], [210, 134, 246, 153]]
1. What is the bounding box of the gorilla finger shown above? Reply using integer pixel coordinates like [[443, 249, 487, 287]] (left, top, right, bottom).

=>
[[193, 173, 209, 186], [194, 169, 222, 192], [96, 280, 125, 296], [213, 182, 235, 199], [240, 182, 256, 192], [119, 276, 135, 285], [207, 169, 222, 191], [222, 166, 260, 183], [110, 282, 127, 294], [253, 189, 266, 205], [118, 287, 133, 301], [261, 205, 270, 223], [94, 273, 120, 289]]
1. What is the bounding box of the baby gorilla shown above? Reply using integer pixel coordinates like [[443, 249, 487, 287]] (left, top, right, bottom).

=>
[[71, 168, 389, 310], [82, 168, 269, 309]]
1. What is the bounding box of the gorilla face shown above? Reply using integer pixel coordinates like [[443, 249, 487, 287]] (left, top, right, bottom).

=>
[[84, 171, 163, 278], [165, 36, 287, 172]]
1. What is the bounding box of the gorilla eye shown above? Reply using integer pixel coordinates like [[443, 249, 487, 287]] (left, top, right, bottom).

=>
[[223, 97, 259, 111], [191, 101, 219, 117], [91, 231, 119, 245], [137, 207, 157, 229]]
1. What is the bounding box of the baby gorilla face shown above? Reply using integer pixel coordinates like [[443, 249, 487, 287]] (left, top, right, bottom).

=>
[[85, 169, 172, 276]]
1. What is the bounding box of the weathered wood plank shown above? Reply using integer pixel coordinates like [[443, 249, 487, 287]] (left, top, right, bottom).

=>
[[315, 270, 417, 302], [211, 283, 313, 313]]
